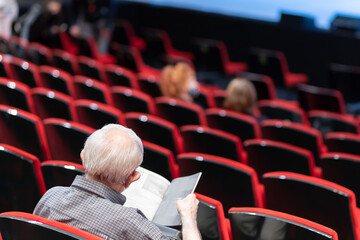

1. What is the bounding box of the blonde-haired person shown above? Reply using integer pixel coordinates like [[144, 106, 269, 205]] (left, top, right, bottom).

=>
[[160, 62, 199, 102], [223, 78, 258, 116]]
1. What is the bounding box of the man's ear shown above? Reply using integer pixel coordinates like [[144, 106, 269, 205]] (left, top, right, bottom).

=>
[[124, 171, 141, 189], [80, 150, 84, 164]]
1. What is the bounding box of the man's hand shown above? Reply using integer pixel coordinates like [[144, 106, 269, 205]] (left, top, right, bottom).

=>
[[176, 194, 201, 240], [176, 193, 199, 220]]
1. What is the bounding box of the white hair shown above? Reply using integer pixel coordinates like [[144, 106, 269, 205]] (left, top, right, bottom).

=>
[[82, 124, 143, 185]]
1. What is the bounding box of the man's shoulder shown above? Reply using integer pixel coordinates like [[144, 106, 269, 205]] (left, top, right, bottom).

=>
[[42, 185, 71, 197], [34, 186, 71, 208]]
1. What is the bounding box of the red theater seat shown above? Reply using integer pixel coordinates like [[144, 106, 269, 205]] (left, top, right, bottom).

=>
[[178, 153, 264, 217], [125, 112, 184, 157], [0, 212, 103, 239], [75, 99, 125, 129], [156, 97, 207, 127], [244, 139, 321, 179], [263, 171, 360, 240], [0, 144, 46, 213], [261, 119, 327, 166], [180, 125, 246, 163], [41, 160, 85, 190], [297, 83, 346, 114], [43, 118, 95, 164], [229, 207, 338, 240]]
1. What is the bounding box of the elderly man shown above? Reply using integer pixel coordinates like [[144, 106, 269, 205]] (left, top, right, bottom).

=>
[[33, 124, 201, 240]]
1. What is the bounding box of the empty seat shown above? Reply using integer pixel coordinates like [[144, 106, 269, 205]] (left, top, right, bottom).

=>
[[111, 86, 157, 115], [309, 110, 358, 137], [206, 108, 261, 142], [0, 53, 12, 78], [213, 89, 226, 108], [0, 144, 46, 213], [39, 66, 76, 96], [52, 49, 79, 75], [237, 72, 277, 100], [152, 30, 193, 61], [41, 160, 85, 190], [76, 36, 116, 64], [325, 132, 360, 155], [180, 125, 246, 163], [178, 153, 264, 217], [0, 105, 50, 161], [143, 28, 193, 61], [73, 75, 113, 105], [8, 36, 29, 59], [125, 112, 184, 157], [141, 28, 193, 68], [28, 42, 53, 66], [263, 171, 360, 240], [229, 207, 338, 240], [248, 48, 308, 88], [321, 153, 360, 208], [78, 56, 106, 82], [156, 97, 207, 127], [244, 139, 321, 179], [43, 118, 95, 164], [261, 119, 327, 165], [114, 44, 160, 77], [297, 83, 346, 114], [258, 99, 308, 124], [196, 85, 216, 109], [7, 56, 42, 88], [0, 212, 103, 240], [75, 99, 125, 129], [0, 35, 10, 54], [142, 141, 179, 181], [329, 63, 360, 103], [138, 75, 162, 98], [31, 87, 77, 121], [191, 38, 247, 75], [105, 64, 139, 88], [74, 36, 93, 58], [111, 19, 146, 50], [113, 44, 138, 73], [196, 193, 230, 240], [0, 78, 35, 113]]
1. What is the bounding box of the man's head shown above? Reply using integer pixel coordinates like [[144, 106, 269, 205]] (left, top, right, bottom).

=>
[[81, 124, 143, 188]]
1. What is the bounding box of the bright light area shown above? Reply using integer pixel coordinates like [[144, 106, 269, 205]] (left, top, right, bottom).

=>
[[128, 0, 360, 29]]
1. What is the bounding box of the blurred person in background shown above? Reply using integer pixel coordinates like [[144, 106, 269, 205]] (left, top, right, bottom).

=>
[[223, 77, 258, 116], [160, 62, 199, 103], [0, 0, 18, 38]]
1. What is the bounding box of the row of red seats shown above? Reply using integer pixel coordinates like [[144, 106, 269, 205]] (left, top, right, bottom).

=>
[[0, 38, 358, 218], [0, 34, 348, 117], [0, 42, 348, 118], [1, 96, 360, 206], [111, 20, 309, 89], [0, 74, 357, 162], [0, 139, 347, 239], [0, 197, 339, 240], [0, 64, 357, 175], [112, 20, 360, 107], [0, 24, 354, 240], [0, 141, 348, 239], [0, 64, 355, 140], [1, 75, 358, 161]]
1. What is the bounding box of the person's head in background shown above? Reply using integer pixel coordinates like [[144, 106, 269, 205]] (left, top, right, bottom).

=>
[[223, 77, 257, 115], [160, 62, 198, 102]]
